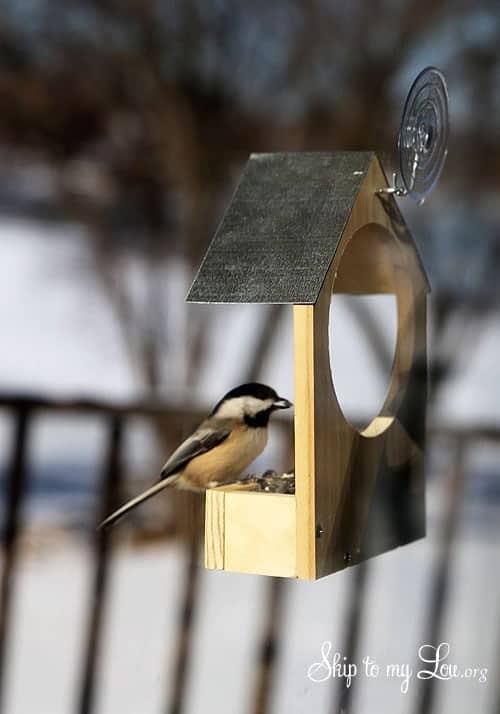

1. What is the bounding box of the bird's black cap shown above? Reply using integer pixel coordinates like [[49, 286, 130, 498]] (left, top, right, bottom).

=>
[[211, 382, 286, 415]]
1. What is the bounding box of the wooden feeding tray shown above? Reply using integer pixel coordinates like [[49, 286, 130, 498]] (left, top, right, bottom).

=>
[[188, 152, 427, 580]]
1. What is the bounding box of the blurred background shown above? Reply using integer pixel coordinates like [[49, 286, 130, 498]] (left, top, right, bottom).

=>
[[1, 2, 499, 713]]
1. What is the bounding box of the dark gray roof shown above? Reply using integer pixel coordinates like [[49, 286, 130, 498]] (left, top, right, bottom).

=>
[[187, 152, 375, 304]]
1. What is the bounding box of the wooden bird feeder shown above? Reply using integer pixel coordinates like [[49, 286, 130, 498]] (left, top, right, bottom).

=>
[[187, 152, 428, 580]]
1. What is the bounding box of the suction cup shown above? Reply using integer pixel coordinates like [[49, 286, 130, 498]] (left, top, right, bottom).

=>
[[398, 66, 449, 201]]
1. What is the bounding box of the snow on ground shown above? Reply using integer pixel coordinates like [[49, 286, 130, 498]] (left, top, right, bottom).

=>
[[0, 219, 137, 400], [3, 493, 500, 714]]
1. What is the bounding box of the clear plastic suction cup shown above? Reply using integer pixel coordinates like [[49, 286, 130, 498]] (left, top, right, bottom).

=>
[[398, 66, 449, 201], [379, 67, 449, 204]]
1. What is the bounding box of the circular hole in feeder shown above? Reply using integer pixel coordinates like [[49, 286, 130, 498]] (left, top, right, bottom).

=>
[[328, 223, 404, 436], [329, 294, 398, 433]]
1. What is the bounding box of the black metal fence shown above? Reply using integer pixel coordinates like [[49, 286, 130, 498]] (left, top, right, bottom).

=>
[[0, 393, 498, 714]]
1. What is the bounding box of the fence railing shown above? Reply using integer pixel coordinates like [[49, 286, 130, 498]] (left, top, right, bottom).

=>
[[0, 392, 498, 714], [0, 394, 204, 714]]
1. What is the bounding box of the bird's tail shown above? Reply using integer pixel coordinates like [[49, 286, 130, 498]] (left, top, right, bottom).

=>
[[98, 478, 174, 530]]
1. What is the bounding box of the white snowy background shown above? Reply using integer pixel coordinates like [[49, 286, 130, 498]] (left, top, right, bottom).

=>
[[1, 217, 499, 714]]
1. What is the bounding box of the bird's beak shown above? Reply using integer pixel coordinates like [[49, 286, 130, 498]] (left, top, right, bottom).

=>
[[273, 397, 293, 410]]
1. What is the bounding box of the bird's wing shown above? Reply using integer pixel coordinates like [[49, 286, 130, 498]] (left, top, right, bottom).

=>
[[159, 421, 232, 480], [98, 421, 233, 530]]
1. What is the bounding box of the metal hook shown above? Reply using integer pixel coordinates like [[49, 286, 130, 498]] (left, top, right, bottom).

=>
[[376, 172, 408, 198]]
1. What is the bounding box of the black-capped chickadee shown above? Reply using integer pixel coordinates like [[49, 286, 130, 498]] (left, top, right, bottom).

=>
[[99, 383, 292, 529]]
